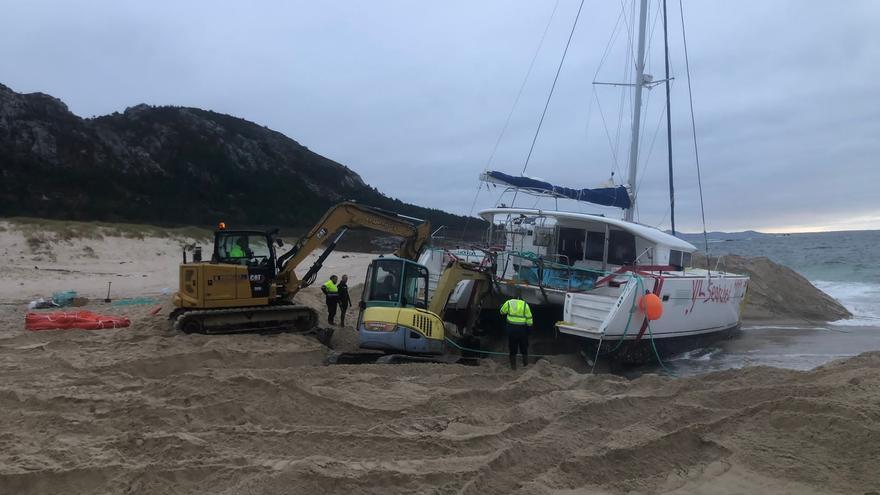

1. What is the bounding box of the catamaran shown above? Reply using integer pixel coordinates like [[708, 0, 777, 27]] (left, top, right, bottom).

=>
[[476, 197, 748, 364], [424, 0, 749, 364]]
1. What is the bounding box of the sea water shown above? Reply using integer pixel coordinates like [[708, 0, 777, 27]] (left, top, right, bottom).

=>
[[662, 230, 880, 375], [705, 229, 880, 326]]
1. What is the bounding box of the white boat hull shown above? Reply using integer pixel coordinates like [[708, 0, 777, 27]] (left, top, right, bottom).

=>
[[499, 270, 749, 362]]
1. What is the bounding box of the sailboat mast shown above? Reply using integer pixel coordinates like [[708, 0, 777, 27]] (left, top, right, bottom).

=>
[[624, 0, 649, 222], [663, 0, 675, 235]]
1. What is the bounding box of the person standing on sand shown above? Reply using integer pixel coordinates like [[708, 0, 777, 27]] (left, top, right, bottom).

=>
[[500, 289, 533, 370], [321, 275, 339, 325], [337, 274, 353, 326]]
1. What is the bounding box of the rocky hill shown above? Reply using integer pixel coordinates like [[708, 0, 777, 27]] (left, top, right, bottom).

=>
[[0, 83, 483, 234]]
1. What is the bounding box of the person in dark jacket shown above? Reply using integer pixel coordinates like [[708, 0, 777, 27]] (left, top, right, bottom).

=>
[[337, 274, 353, 326]]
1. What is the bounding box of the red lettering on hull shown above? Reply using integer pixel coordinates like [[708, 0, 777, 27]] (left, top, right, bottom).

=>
[[686, 279, 735, 315]]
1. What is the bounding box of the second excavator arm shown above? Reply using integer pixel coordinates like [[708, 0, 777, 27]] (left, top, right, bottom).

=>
[[275, 202, 431, 298]]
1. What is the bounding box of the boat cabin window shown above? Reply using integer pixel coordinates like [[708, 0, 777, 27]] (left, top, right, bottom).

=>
[[585, 231, 605, 262], [533, 227, 553, 247], [607, 230, 636, 265], [669, 250, 692, 270], [557, 228, 585, 265], [554, 227, 635, 265]]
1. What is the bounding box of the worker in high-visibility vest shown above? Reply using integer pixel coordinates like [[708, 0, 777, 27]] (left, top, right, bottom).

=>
[[500, 289, 533, 370], [321, 275, 340, 324]]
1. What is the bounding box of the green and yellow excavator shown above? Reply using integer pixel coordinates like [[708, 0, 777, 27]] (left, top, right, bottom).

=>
[[355, 256, 494, 355], [170, 201, 431, 334]]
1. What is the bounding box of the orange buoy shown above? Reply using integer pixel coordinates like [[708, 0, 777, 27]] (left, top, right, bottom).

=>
[[639, 293, 664, 320]]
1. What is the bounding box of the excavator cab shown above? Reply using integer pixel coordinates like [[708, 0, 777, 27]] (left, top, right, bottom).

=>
[[358, 256, 445, 355], [211, 229, 280, 298], [174, 228, 283, 314], [364, 257, 427, 308], [213, 230, 279, 268]]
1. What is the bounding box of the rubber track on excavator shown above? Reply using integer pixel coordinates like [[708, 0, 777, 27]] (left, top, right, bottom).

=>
[[173, 304, 318, 335]]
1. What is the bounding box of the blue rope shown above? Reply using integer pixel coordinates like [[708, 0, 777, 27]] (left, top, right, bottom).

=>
[[601, 274, 675, 375]]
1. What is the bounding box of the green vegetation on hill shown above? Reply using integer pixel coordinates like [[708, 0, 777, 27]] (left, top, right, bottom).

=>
[[0, 84, 485, 237]]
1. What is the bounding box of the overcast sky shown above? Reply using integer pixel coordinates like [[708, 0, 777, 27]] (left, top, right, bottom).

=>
[[2, 0, 878, 232]]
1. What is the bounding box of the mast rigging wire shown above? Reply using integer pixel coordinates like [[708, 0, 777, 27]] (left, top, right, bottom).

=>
[[678, 0, 710, 255], [635, 102, 667, 196], [485, 0, 561, 174], [462, 1, 561, 236], [520, 0, 587, 176], [594, 88, 624, 172]]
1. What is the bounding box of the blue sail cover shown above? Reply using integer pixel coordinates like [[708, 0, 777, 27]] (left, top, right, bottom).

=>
[[482, 171, 631, 209]]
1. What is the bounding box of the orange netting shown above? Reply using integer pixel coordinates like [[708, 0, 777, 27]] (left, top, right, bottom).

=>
[[25, 311, 131, 331]]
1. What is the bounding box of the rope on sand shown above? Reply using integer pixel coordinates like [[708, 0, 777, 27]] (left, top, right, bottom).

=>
[[444, 337, 553, 359]]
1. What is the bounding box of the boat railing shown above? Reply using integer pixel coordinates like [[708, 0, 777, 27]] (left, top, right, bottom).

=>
[[632, 246, 654, 266], [430, 225, 447, 240], [499, 250, 607, 292], [713, 255, 727, 276]]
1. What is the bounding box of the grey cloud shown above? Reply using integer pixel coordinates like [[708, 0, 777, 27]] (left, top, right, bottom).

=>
[[1, 0, 878, 232]]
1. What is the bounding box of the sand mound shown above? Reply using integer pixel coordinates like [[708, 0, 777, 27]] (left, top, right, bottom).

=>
[[694, 254, 852, 322]]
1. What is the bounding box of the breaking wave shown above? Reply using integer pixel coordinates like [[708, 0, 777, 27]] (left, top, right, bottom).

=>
[[812, 280, 880, 327]]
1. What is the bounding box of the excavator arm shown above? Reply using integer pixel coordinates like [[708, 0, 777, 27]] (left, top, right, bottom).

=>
[[275, 202, 430, 299], [428, 260, 493, 316], [427, 259, 494, 336]]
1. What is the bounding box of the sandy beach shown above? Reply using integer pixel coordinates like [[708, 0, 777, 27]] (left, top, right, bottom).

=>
[[1, 224, 879, 494]]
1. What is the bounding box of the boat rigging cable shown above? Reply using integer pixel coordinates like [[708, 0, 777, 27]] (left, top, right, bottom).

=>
[[462, 0, 560, 236], [679, 0, 710, 255], [520, 0, 587, 177], [596, 0, 664, 221], [589, 7, 626, 175], [592, 2, 629, 179], [486, 0, 560, 174]]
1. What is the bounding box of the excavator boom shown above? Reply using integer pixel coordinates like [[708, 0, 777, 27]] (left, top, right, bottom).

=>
[[275, 202, 431, 299], [428, 260, 493, 317]]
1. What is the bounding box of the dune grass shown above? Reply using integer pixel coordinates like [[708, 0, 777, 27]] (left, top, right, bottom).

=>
[[0, 217, 441, 254], [0, 217, 213, 242]]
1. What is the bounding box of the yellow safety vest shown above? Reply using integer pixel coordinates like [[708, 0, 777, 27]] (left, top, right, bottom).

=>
[[323, 280, 338, 295], [500, 298, 533, 326]]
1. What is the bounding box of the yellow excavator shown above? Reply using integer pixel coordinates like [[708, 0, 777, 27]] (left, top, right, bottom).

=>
[[354, 257, 494, 355], [171, 201, 431, 334]]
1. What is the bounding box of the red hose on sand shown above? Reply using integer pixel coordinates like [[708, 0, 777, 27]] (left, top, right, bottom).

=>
[[26, 311, 131, 331]]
